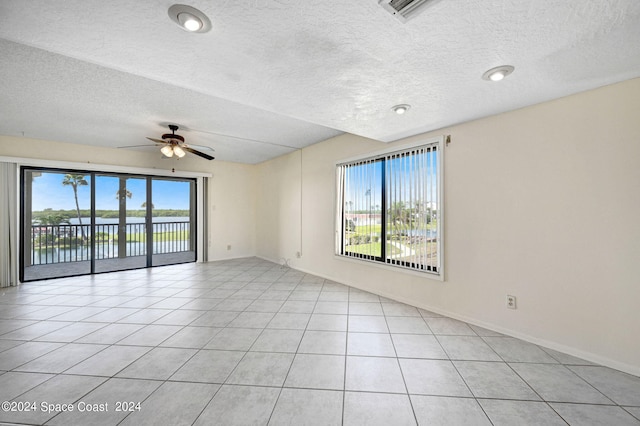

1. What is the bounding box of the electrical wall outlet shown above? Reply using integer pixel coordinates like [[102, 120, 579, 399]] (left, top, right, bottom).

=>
[[296, 251, 301, 258], [506, 295, 517, 309]]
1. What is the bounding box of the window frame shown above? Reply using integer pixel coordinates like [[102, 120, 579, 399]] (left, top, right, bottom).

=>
[[334, 136, 444, 279]]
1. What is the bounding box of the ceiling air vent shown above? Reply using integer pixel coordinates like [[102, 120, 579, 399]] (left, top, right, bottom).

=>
[[378, 0, 439, 23]]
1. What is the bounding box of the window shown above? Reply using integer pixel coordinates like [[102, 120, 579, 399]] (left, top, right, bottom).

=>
[[336, 138, 442, 275]]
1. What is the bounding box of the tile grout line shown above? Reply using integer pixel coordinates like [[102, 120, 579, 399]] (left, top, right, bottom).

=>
[[265, 274, 320, 426], [383, 303, 419, 425], [341, 285, 352, 426]]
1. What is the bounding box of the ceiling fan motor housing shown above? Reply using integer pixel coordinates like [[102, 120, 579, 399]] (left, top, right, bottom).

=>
[[162, 133, 184, 143]]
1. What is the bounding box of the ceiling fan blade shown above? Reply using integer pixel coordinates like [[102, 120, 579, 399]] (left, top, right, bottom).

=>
[[119, 144, 159, 149], [187, 143, 215, 152], [147, 137, 168, 144], [183, 146, 215, 160]]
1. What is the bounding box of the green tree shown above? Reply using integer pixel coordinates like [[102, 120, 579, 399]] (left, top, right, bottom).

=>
[[141, 201, 155, 209], [38, 214, 70, 226], [388, 201, 408, 226], [416, 201, 432, 225], [62, 174, 88, 240], [36, 214, 70, 238]]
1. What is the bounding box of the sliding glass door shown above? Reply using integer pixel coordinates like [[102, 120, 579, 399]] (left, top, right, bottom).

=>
[[151, 178, 196, 266], [22, 170, 92, 280], [94, 175, 148, 273], [20, 168, 197, 281]]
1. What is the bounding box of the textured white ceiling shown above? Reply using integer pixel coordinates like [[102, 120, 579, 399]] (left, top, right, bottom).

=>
[[1, 0, 639, 163]]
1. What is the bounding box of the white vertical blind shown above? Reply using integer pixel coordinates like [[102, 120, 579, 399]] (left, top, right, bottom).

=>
[[335, 166, 345, 255], [386, 147, 439, 272], [336, 141, 441, 274], [0, 162, 19, 287]]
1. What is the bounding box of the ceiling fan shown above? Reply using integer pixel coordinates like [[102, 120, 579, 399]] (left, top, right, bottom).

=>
[[146, 125, 215, 160]]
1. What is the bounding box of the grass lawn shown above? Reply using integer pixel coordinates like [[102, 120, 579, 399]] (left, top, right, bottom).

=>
[[346, 242, 382, 256], [345, 243, 402, 256], [126, 231, 190, 242], [355, 224, 382, 233], [354, 220, 437, 234], [346, 240, 437, 263]]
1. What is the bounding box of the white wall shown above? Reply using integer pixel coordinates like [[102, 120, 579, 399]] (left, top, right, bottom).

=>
[[208, 160, 257, 260], [255, 78, 640, 375], [255, 151, 302, 264], [0, 135, 257, 262]]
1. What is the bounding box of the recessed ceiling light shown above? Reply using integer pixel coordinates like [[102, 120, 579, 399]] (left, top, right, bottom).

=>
[[392, 104, 411, 115], [178, 13, 202, 31], [168, 4, 211, 33], [482, 65, 515, 81]]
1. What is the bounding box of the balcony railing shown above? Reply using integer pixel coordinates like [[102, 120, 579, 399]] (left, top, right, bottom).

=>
[[29, 221, 191, 265]]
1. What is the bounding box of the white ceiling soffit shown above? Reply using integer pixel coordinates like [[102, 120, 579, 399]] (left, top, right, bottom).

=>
[[0, 38, 340, 164], [1, 0, 640, 160]]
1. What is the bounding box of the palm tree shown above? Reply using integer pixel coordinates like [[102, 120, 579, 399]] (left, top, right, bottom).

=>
[[62, 174, 88, 240], [365, 189, 371, 219], [115, 189, 132, 200], [141, 201, 155, 209], [115, 183, 133, 258]]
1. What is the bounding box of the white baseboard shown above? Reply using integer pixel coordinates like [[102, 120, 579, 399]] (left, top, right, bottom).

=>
[[206, 254, 260, 263]]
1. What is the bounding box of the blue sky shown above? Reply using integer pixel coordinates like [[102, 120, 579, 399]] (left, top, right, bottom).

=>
[[344, 151, 438, 210], [30, 172, 191, 211]]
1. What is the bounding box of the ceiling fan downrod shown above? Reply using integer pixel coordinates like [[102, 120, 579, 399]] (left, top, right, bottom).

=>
[[162, 125, 184, 142]]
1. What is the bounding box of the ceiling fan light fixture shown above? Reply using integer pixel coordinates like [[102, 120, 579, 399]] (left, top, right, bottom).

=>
[[168, 4, 211, 33], [173, 146, 186, 158], [482, 65, 515, 82], [161, 145, 174, 157]]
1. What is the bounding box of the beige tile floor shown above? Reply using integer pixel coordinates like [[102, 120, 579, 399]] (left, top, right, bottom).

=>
[[0, 257, 639, 425]]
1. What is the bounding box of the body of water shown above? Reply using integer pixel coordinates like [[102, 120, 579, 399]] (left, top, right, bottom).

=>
[[31, 241, 191, 265], [63, 217, 191, 234], [67, 216, 190, 224], [405, 229, 438, 238]]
